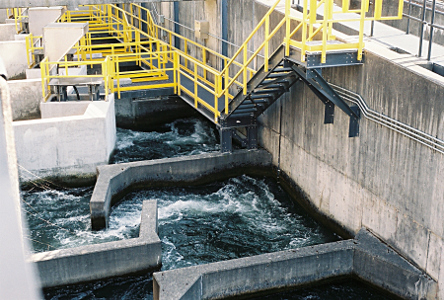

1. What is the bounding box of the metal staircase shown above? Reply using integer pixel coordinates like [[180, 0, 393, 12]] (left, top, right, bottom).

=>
[[214, 45, 361, 152]]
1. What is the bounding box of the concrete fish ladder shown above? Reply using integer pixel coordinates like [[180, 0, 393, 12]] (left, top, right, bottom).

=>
[[153, 228, 437, 300]]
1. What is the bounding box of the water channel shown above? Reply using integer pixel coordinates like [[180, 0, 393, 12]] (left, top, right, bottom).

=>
[[21, 117, 394, 299]]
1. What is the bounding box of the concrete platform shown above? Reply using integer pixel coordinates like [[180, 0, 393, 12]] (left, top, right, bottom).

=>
[[153, 228, 437, 300], [90, 149, 273, 230], [32, 200, 161, 288]]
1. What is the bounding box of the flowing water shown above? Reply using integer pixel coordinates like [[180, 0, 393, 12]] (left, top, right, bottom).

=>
[[21, 117, 394, 299]]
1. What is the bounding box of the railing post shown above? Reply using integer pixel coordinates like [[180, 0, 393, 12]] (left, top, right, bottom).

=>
[[285, 0, 291, 56], [265, 16, 269, 71], [224, 66, 229, 114], [357, 0, 367, 61], [243, 47, 247, 95], [173, 52, 177, 94], [301, 0, 308, 61], [194, 63, 198, 107]]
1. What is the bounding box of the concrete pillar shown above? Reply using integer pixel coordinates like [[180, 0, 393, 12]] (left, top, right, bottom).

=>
[[0, 77, 41, 299], [28, 7, 65, 36], [43, 22, 88, 63]]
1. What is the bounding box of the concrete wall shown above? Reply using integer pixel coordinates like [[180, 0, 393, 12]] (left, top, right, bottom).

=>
[[33, 200, 161, 288], [0, 24, 17, 41], [159, 0, 444, 297], [0, 40, 27, 79], [13, 98, 116, 183], [8, 79, 42, 121]]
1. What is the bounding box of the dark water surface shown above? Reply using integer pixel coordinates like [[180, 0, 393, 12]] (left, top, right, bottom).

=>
[[21, 117, 394, 299]]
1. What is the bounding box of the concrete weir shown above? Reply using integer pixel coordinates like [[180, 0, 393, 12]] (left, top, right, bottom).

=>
[[90, 149, 272, 230], [153, 228, 437, 300], [32, 200, 161, 288]]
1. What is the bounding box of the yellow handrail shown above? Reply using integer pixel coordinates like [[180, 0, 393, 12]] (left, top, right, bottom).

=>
[[45, 0, 403, 122]]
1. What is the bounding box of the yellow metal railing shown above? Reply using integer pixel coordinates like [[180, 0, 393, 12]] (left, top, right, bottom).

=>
[[7, 8, 27, 34], [25, 33, 43, 68], [40, 0, 402, 122], [40, 57, 112, 102]]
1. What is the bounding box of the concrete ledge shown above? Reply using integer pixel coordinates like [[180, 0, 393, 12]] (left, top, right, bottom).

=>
[[153, 228, 437, 300], [32, 200, 161, 288], [90, 149, 272, 230]]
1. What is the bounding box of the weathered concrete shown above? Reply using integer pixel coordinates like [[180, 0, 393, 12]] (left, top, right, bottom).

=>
[[153, 228, 437, 300], [0, 23, 16, 41], [28, 7, 65, 36], [13, 97, 116, 183], [90, 149, 272, 230], [0, 40, 27, 79], [32, 200, 161, 288], [0, 74, 41, 300], [115, 95, 197, 130], [43, 23, 88, 63], [8, 79, 42, 120], [158, 0, 444, 296]]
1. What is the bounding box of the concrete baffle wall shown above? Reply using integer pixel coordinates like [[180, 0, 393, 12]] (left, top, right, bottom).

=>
[[13, 97, 116, 183], [0, 40, 27, 79], [43, 22, 88, 63], [28, 7, 65, 36], [153, 229, 437, 300], [32, 200, 161, 288], [90, 149, 273, 230], [7, 79, 42, 120]]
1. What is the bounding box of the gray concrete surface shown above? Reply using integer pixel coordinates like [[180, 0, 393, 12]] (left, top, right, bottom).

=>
[[8, 79, 42, 120], [14, 98, 116, 184], [32, 200, 161, 288], [153, 228, 437, 300], [0, 40, 27, 79], [0, 74, 41, 300], [90, 149, 272, 230]]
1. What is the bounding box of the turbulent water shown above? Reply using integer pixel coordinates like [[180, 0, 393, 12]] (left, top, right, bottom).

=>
[[110, 118, 220, 164], [21, 117, 394, 299]]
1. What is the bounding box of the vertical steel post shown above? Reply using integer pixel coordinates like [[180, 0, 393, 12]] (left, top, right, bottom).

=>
[[221, 0, 228, 64], [418, 0, 427, 57], [406, 0, 412, 34], [174, 2, 180, 48], [427, 0, 436, 61]]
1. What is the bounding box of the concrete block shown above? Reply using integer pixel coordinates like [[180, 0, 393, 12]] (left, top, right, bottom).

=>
[[28, 7, 65, 36], [7, 79, 42, 121], [0, 24, 16, 41], [32, 200, 161, 288], [0, 40, 27, 79], [43, 22, 88, 63], [26, 68, 42, 79], [13, 98, 116, 182]]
